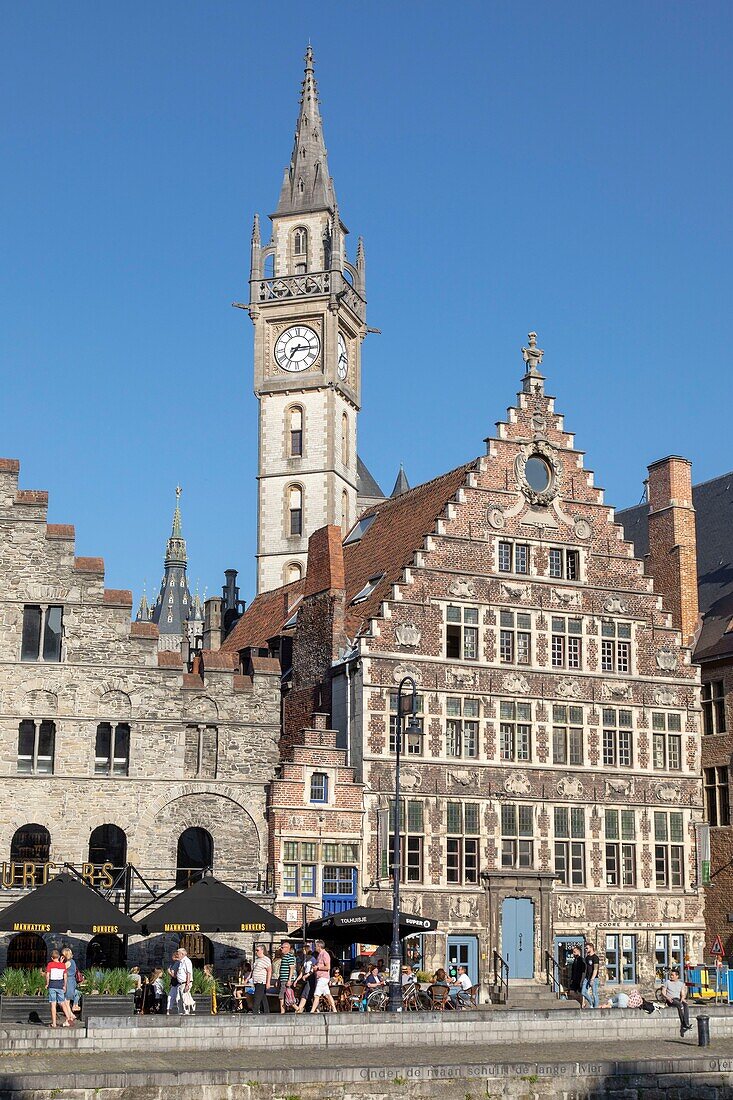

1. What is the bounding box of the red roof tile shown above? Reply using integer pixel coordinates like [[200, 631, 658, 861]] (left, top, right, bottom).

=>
[[15, 490, 48, 505], [222, 461, 474, 650], [201, 649, 238, 670], [46, 524, 75, 540], [104, 588, 133, 606], [157, 651, 184, 668], [131, 621, 159, 639], [0, 458, 20, 473], [74, 556, 105, 574]]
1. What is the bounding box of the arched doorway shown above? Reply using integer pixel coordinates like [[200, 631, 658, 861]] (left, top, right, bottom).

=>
[[176, 827, 213, 888], [179, 932, 213, 968], [88, 824, 127, 873], [7, 932, 46, 969], [10, 824, 50, 886], [86, 934, 124, 969]]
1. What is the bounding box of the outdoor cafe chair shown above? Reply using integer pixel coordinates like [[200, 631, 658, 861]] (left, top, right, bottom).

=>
[[429, 985, 452, 1011]]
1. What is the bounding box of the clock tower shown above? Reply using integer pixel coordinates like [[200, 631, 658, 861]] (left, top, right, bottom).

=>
[[247, 46, 367, 594]]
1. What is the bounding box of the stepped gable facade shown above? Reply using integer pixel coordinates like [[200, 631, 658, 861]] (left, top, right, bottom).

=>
[[0, 458, 280, 970], [225, 338, 704, 991], [619, 465, 733, 957]]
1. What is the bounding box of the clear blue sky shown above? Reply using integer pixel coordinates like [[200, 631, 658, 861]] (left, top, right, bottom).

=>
[[3, 2, 731, 607]]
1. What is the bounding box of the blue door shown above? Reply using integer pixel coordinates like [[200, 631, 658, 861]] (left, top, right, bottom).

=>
[[446, 935, 479, 986], [501, 897, 534, 979], [321, 866, 356, 916]]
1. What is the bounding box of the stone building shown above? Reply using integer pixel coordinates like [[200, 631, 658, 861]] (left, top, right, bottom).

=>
[[0, 457, 280, 970], [224, 338, 705, 994], [619, 463, 733, 957]]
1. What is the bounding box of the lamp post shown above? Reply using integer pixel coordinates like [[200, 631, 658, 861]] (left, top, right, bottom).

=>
[[388, 675, 418, 1013]]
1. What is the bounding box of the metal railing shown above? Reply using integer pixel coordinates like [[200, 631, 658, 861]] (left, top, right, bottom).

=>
[[492, 950, 509, 1005], [544, 951, 563, 998]]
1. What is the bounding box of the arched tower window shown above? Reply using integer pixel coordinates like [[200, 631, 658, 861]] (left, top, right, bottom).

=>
[[341, 413, 349, 466], [288, 486, 303, 537], [10, 824, 50, 886], [341, 491, 349, 534], [289, 406, 303, 457], [286, 562, 303, 585], [293, 226, 308, 273], [88, 824, 127, 872]]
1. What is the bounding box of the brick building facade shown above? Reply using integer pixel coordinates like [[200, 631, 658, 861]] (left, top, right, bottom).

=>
[[0, 457, 281, 971], [225, 342, 706, 995]]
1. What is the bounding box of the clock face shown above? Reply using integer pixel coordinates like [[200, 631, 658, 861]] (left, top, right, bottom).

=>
[[274, 326, 320, 373], [337, 332, 349, 380]]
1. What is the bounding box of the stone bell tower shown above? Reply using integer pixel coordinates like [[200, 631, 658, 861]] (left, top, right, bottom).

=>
[[246, 46, 367, 595]]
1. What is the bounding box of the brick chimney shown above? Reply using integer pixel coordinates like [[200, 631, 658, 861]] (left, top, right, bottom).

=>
[[646, 456, 699, 645]]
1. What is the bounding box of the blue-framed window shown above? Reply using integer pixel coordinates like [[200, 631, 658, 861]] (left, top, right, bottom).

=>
[[322, 865, 355, 895], [310, 772, 328, 803], [282, 863, 316, 897], [605, 933, 636, 984]]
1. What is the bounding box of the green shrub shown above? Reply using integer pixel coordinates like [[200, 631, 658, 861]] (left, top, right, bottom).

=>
[[1, 969, 27, 996], [191, 969, 215, 996], [25, 968, 46, 997]]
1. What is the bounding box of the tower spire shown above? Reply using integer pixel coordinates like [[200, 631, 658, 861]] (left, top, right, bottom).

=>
[[276, 45, 336, 215], [150, 485, 193, 650]]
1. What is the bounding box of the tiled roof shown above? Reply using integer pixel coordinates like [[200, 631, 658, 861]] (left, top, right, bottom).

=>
[[617, 470, 733, 662], [222, 461, 475, 651]]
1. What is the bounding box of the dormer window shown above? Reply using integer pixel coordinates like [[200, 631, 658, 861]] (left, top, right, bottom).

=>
[[351, 574, 384, 605]]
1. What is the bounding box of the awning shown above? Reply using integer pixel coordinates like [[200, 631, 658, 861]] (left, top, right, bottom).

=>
[[139, 876, 287, 934], [0, 872, 137, 935], [290, 905, 438, 946]]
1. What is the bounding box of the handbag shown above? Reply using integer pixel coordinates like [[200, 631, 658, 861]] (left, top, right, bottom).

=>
[[182, 990, 196, 1012], [284, 986, 296, 1008]]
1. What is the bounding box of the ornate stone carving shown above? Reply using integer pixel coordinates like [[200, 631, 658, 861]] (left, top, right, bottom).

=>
[[556, 679, 581, 700], [393, 664, 420, 684], [605, 778, 632, 798], [501, 583, 528, 601], [656, 781, 681, 804], [662, 898, 683, 921], [557, 776, 584, 798], [504, 673, 529, 694], [654, 686, 677, 706], [604, 681, 631, 701], [400, 769, 422, 791], [487, 507, 506, 530], [504, 772, 531, 795], [609, 896, 636, 920], [448, 577, 476, 599], [447, 770, 472, 788], [656, 647, 678, 671], [395, 623, 421, 648], [603, 596, 629, 615], [521, 332, 544, 374], [515, 439, 562, 506], [557, 896, 586, 920], [446, 667, 478, 689], [574, 518, 592, 541], [552, 588, 580, 608]]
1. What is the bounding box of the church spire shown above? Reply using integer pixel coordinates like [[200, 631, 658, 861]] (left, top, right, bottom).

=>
[[150, 486, 193, 650], [276, 45, 336, 216]]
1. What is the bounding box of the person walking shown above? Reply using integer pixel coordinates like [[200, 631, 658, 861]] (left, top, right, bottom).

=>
[[251, 943, 272, 1015], [277, 940, 297, 1014], [310, 939, 337, 1014], [660, 967, 693, 1037], [167, 949, 192, 1014], [568, 944, 585, 1006], [45, 949, 75, 1028], [582, 942, 600, 1009], [294, 947, 315, 1013]]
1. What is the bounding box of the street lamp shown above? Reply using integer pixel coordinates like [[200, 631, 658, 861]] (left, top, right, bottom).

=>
[[388, 675, 419, 1013]]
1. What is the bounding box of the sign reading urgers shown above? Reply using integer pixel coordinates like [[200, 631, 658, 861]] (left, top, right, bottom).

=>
[[0, 862, 115, 889], [240, 923, 266, 932]]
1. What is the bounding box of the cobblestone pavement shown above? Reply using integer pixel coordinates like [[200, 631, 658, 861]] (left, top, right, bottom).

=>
[[0, 1034, 729, 1081]]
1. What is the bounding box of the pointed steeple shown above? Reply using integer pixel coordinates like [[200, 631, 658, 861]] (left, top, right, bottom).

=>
[[150, 486, 193, 650], [276, 45, 336, 216], [166, 485, 187, 566], [391, 464, 411, 498], [135, 585, 151, 622], [249, 213, 262, 282]]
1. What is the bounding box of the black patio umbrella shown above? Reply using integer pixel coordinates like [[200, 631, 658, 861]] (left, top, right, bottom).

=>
[[290, 905, 437, 946], [139, 876, 287, 935], [0, 872, 137, 935]]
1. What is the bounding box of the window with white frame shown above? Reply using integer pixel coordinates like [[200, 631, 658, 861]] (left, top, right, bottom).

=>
[[445, 697, 479, 758], [501, 803, 533, 868], [500, 610, 531, 665], [605, 808, 636, 887], [499, 700, 531, 762], [288, 406, 303, 457], [605, 933, 637, 984], [95, 722, 131, 777], [602, 708, 633, 767], [310, 772, 328, 803], [551, 617, 582, 669], [446, 606, 479, 660], [705, 766, 730, 826], [548, 547, 580, 581], [17, 720, 55, 775], [387, 799, 424, 883], [389, 691, 424, 755], [446, 802, 480, 884], [497, 541, 530, 575], [654, 811, 684, 888], [600, 621, 631, 673], [552, 705, 584, 765], [702, 681, 726, 735], [652, 712, 682, 771], [288, 485, 303, 536], [282, 840, 317, 897], [554, 806, 586, 885]]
